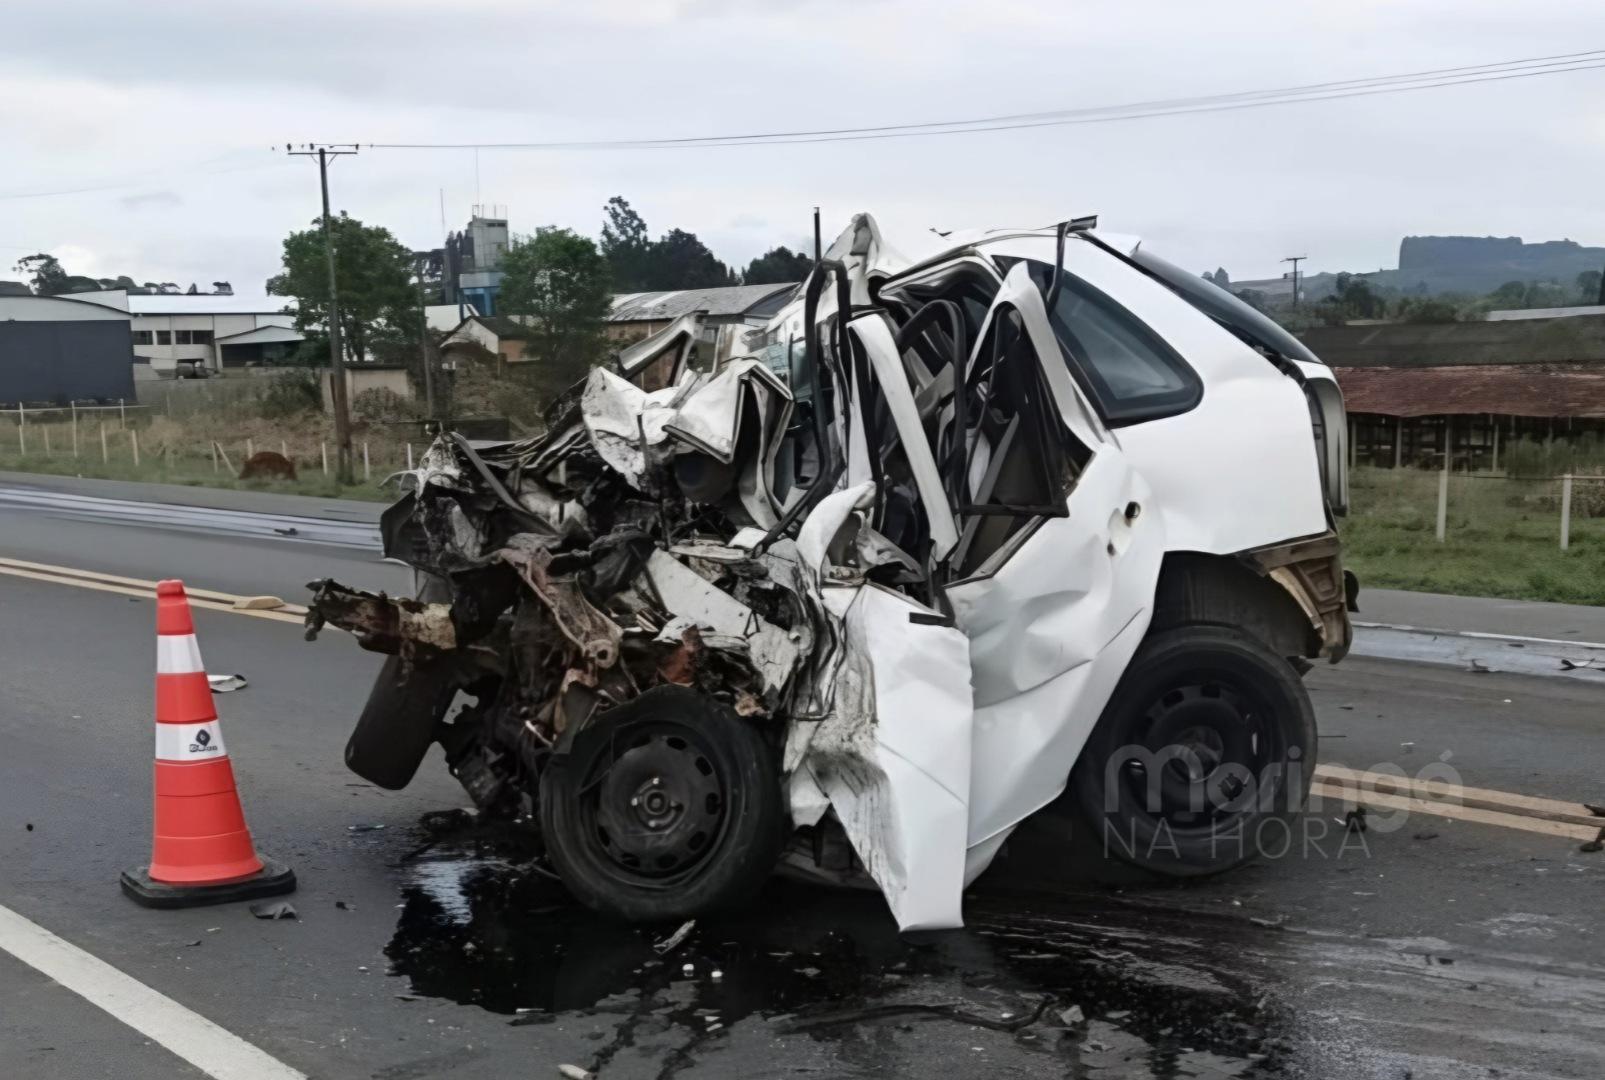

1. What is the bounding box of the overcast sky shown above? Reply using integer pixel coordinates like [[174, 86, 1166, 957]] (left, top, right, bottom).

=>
[[4, 0, 1604, 294]]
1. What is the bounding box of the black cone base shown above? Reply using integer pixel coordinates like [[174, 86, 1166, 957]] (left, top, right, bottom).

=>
[[120, 855, 296, 909]]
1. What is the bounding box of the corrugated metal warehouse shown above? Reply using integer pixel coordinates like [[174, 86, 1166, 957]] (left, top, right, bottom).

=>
[[0, 294, 136, 404]]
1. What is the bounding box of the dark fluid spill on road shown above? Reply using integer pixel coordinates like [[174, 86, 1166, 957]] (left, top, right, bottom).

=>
[[387, 824, 1289, 1077]]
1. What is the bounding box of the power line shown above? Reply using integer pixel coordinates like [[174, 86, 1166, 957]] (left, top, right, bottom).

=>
[[368, 49, 1605, 151]]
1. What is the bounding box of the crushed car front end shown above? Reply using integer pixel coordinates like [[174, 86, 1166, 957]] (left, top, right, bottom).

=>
[[308, 212, 1350, 931]]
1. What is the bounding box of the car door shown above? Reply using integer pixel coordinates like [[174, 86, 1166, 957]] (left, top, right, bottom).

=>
[[940, 262, 1167, 877], [787, 312, 974, 932]]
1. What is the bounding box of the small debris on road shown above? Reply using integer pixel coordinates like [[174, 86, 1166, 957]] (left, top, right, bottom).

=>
[[1581, 828, 1605, 854], [335, 900, 353, 910], [347, 823, 386, 832], [249, 900, 297, 920], [231, 596, 285, 611], [557, 1065, 595, 1080], [1467, 659, 1493, 674], [654, 919, 696, 955], [272, 526, 299, 537], [418, 808, 476, 835], [1345, 807, 1368, 834], [24, 823, 32, 831], [1584, 803, 1605, 818], [1400, 741, 1415, 752], [1414, 831, 1440, 841], [207, 674, 247, 693], [1059, 1005, 1085, 1026]]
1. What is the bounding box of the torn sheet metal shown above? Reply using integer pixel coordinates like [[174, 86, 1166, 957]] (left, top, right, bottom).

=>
[[792, 583, 973, 931], [641, 549, 799, 698]]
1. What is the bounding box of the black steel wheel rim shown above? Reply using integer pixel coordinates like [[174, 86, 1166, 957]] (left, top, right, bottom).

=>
[[576, 721, 731, 888], [1115, 673, 1284, 835]]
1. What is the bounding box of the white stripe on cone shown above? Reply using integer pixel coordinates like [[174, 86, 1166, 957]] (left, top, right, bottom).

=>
[[156, 634, 204, 675], [155, 721, 227, 762]]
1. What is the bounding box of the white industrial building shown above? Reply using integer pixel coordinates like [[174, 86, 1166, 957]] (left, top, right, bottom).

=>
[[74, 291, 303, 375]]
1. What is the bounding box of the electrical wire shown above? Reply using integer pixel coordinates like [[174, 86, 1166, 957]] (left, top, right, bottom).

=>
[[367, 49, 1605, 151]]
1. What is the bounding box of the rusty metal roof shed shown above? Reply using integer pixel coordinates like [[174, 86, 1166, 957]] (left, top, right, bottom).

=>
[[1335, 364, 1605, 418]]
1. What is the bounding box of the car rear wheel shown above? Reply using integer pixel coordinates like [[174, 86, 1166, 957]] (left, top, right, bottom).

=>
[[538, 686, 784, 921], [1068, 625, 1317, 877]]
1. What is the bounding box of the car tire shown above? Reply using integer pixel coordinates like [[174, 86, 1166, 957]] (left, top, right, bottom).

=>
[[1067, 625, 1318, 878], [343, 573, 456, 790], [539, 685, 785, 922]]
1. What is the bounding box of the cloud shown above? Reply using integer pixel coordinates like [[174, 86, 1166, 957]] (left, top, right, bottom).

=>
[[2, 0, 1605, 292], [119, 190, 182, 210]]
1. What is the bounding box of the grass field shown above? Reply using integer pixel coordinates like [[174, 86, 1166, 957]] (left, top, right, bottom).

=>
[[0, 414, 410, 502], [2, 413, 1603, 606], [1341, 466, 1605, 605]]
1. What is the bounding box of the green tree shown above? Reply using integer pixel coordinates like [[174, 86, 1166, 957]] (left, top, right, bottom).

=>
[[1576, 270, 1602, 306], [14, 253, 68, 295], [266, 213, 417, 367], [498, 226, 614, 395], [600, 196, 653, 292], [599, 196, 737, 291], [1314, 273, 1386, 325], [743, 246, 812, 285], [650, 228, 736, 289]]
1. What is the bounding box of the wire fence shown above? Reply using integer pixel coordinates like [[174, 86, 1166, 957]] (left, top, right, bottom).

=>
[[0, 407, 421, 497], [1350, 466, 1605, 551]]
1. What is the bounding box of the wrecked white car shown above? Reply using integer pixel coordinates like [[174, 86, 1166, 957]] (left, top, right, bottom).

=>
[[307, 214, 1352, 931]]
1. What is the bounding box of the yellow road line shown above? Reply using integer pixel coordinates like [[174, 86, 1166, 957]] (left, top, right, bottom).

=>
[[1314, 764, 1601, 829], [0, 561, 304, 625], [3, 554, 1602, 846], [0, 555, 308, 615], [1310, 781, 1600, 842]]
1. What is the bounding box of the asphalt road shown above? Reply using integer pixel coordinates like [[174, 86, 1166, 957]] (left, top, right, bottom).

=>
[[1, 497, 1602, 1079]]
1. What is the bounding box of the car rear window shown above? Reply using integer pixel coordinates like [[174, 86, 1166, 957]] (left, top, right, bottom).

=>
[[1020, 259, 1202, 425]]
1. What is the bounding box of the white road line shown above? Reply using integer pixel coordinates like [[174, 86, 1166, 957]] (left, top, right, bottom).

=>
[[0, 902, 306, 1080]]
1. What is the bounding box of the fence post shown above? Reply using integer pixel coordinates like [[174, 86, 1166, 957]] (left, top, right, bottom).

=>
[[16, 403, 24, 456], [246, 437, 254, 460], [99, 422, 108, 465], [321, 441, 328, 475], [280, 439, 288, 460], [1560, 474, 1573, 552], [362, 441, 370, 481], [1435, 465, 1449, 543], [42, 425, 50, 457], [70, 402, 78, 457], [1491, 424, 1500, 474], [406, 443, 414, 470], [130, 428, 140, 468], [119, 399, 126, 429]]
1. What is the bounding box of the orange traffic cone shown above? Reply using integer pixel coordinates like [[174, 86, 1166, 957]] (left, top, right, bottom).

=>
[[121, 580, 295, 908]]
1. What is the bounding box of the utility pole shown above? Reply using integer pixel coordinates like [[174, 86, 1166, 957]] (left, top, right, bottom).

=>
[[414, 255, 437, 424], [1282, 255, 1307, 309], [813, 206, 822, 264], [288, 143, 358, 482]]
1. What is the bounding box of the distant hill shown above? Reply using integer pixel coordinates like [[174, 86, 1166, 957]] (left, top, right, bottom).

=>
[[1232, 235, 1605, 301], [1383, 235, 1605, 294]]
